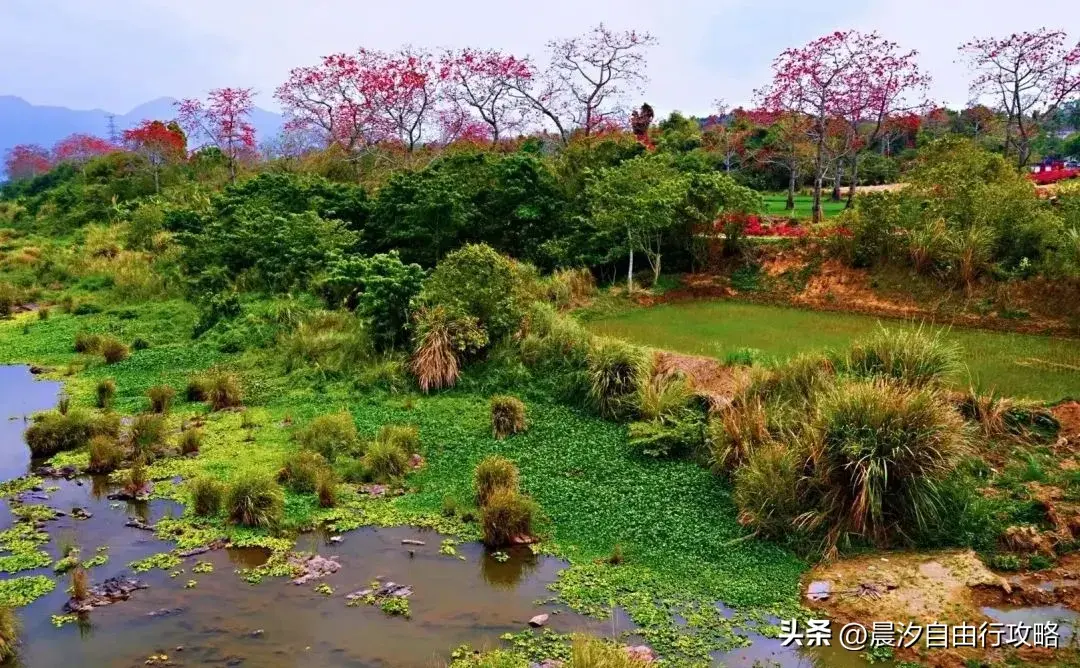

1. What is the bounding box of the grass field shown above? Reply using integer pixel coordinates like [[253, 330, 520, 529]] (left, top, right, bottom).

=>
[[763, 194, 847, 219], [587, 300, 1080, 402]]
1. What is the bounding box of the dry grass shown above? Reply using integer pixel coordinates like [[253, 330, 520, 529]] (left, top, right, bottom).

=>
[[490, 395, 528, 439], [411, 319, 459, 392]]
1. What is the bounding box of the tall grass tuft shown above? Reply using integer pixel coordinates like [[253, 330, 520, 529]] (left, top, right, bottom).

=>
[[490, 396, 528, 439], [410, 307, 487, 393], [24, 409, 117, 458], [360, 437, 410, 483], [86, 435, 123, 474], [375, 424, 420, 454], [205, 371, 242, 410], [281, 310, 373, 375], [480, 489, 537, 547], [840, 325, 961, 389], [147, 385, 175, 414], [73, 331, 102, 354], [733, 442, 803, 539], [188, 476, 224, 517], [130, 413, 165, 460], [99, 337, 129, 364], [316, 470, 338, 508], [179, 427, 203, 455], [226, 472, 284, 528], [0, 606, 18, 664], [280, 450, 328, 494], [586, 337, 649, 419], [70, 567, 90, 602], [568, 634, 653, 668], [708, 393, 772, 473], [95, 378, 116, 409], [296, 411, 358, 462], [474, 455, 520, 507], [799, 379, 969, 550]]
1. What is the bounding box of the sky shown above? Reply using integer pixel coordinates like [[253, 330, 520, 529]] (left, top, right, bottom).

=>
[[1, 0, 1078, 117]]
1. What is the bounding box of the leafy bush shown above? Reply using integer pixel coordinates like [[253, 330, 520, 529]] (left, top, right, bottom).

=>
[[24, 409, 117, 458], [419, 244, 536, 340], [95, 378, 116, 409], [318, 251, 425, 350], [296, 411, 358, 462], [99, 337, 129, 364], [226, 472, 284, 528], [586, 338, 649, 419], [474, 455, 520, 507], [281, 450, 329, 494], [147, 385, 175, 414], [410, 306, 488, 392], [74, 331, 102, 354], [188, 477, 224, 517], [490, 396, 527, 439], [840, 326, 961, 389], [86, 435, 123, 474], [481, 489, 537, 547]]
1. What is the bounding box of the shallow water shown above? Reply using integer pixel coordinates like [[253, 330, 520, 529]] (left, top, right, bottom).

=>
[[0, 365, 60, 480]]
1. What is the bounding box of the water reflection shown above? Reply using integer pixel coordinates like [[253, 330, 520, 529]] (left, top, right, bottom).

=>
[[480, 546, 539, 589]]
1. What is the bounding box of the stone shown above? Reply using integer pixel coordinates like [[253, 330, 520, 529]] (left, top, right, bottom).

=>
[[329, 536, 344, 544], [288, 554, 341, 585], [250, 629, 264, 637], [358, 484, 389, 498], [528, 614, 549, 628], [71, 507, 92, 520], [64, 576, 148, 613], [625, 646, 655, 663], [401, 539, 425, 546], [125, 517, 155, 531], [806, 580, 832, 602], [409, 453, 424, 469]]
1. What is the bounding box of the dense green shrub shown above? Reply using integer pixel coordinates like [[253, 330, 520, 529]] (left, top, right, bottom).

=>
[[24, 409, 117, 458], [188, 476, 225, 517], [318, 251, 425, 350], [418, 244, 536, 340], [481, 489, 537, 547], [147, 385, 175, 414], [295, 411, 358, 462], [840, 326, 961, 388], [474, 455, 520, 507], [225, 472, 284, 528], [586, 338, 649, 419], [490, 396, 527, 439]]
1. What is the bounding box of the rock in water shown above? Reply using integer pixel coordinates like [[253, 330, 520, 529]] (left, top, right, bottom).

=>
[[288, 554, 341, 585], [528, 614, 549, 628], [64, 576, 148, 613]]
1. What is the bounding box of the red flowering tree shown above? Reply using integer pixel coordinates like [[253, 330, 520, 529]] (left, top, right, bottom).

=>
[[365, 47, 441, 153], [436, 106, 493, 147], [176, 87, 257, 181], [506, 24, 656, 144], [3, 144, 53, 181], [441, 48, 533, 143], [747, 107, 814, 210], [52, 134, 117, 164], [275, 52, 383, 152], [959, 28, 1080, 167], [122, 120, 187, 192], [757, 31, 904, 222]]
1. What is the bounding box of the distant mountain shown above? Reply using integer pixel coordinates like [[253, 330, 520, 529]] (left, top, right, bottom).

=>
[[0, 95, 284, 171]]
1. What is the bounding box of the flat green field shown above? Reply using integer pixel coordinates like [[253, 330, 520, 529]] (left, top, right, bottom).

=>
[[763, 194, 846, 219], [587, 300, 1080, 402]]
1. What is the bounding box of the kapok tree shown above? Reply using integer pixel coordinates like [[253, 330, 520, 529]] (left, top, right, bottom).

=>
[[122, 120, 187, 192], [441, 48, 533, 143], [507, 24, 656, 144], [757, 30, 886, 222], [176, 88, 257, 181], [364, 47, 442, 153], [52, 134, 117, 165], [959, 28, 1080, 168], [3, 144, 53, 181]]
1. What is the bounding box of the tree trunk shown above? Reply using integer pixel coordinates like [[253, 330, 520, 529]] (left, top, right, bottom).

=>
[[845, 154, 860, 209], [153, 167, 160, 194], [626, 227, 634, 294], [812, 121, 826, 223], [831, 161, 843, 202], [786, 167, 797, 211]]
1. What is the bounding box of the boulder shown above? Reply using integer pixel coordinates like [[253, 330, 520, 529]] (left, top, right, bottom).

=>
[[528, 614, 549, 628]]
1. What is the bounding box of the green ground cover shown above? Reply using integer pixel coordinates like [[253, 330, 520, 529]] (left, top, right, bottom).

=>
[[763, 194, 847, 219], [586, 300, 1080, 402]]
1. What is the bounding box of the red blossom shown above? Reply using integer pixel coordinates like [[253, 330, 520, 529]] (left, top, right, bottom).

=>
[[3, 144, 52, 180], [441, 48, 533, 143], [176, 88, 257, 178], [52, 134, 118, 164]]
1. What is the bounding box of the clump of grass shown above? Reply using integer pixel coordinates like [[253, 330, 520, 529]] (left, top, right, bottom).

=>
[[147, 385, 175, 414], [733, 442, 803, 539], [295, 411, 358, 462], [131, 337, 150, 351], [376, 423, 420, 454], [70, 567, 89, 602], [802, 380, 969, 551], [37, 306, 49, 321], [0, 283, 15, 318], [225, 472, 284, 528], [280, 310, 372, 376], [747, 353, 835, 407], [636, 372, 694, 422], [95, 379, 116, 409], [316, 470, 338, 508], [130, 413, 165, 460], [0, 606, 18, 663], [569, 635, 652, 668], [490, 395, 527, 439], [441, 495, 460, 517], [73, 331, 102, 354], [185, 375, 210, 402], [179, 427, 203, 455], [481, 489, 537, 547], [86, 435, 123, 474], [57, 394, 71, 416], [410, 306, 487, 393], [280, 450, 328, 494], [708, 394, 771, 473], [99, 337, 129, 364], [24, 409, 117, 458], [360, 437, 410, 484], [124, 457, 149, 497], [474, 455, 520, 507], [586, 337, 649, 419], [839, 326, 961, 389], [187, 477, 224, 517], [205, 371, 242, 410]]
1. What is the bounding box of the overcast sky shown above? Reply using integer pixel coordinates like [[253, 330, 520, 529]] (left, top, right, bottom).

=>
[[2, 0, 1078, 116]]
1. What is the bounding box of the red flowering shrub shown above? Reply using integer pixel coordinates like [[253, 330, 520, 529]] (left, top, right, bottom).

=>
[[716, 213, 808, 238]]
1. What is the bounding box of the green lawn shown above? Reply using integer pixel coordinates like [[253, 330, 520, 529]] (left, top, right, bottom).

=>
[[587, 300, 1080, 402], [763, 194, 847, 219]]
